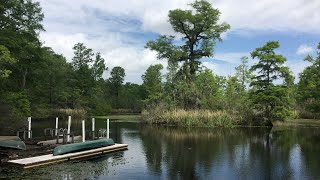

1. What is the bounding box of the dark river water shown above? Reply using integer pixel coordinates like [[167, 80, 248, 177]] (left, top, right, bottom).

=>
[[1, 118, 320, 179]]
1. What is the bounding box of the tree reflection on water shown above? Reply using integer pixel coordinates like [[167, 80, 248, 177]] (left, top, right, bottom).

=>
[[140, 125, 320, 179]]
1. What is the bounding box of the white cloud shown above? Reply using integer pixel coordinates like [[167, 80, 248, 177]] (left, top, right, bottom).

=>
[[285, 60, 311, 82], [203, 62, 234, 77], [36, 0, 320, 84], [38, 0, 320, 35], [202, 52, 251, 77], [296, 44, 314, 55], [214, 52, 251, 64], [214, 0, 320, 34], [40, 31, 164, 84]]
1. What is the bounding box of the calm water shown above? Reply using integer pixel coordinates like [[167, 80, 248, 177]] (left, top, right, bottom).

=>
[[1, 118, 320, 179]]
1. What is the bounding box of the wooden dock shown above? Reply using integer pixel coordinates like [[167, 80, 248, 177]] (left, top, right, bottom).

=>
[[8, 143, 128, 169]]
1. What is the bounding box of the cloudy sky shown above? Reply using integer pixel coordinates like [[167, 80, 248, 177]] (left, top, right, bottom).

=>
[[37, 0, 320, 84]]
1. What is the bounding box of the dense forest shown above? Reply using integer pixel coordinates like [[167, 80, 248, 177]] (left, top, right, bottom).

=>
[[0, 0, 319, 131]]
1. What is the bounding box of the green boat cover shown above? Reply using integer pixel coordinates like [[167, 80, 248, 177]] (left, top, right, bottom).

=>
[[53, 138, 115, 156], [0, 139, 26, 150]]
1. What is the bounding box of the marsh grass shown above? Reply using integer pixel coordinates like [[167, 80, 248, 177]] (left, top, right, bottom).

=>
[[142, 109, 240, 127], [54, 108, 87, 120]]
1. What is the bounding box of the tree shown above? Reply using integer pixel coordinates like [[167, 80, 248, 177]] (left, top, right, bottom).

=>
[[108, 66, 125, 108], [225, 76, 243, 110], [250, 41, 294, 124], [195, 69, 224, 109], [0, 0, 44, 128], [28, 47, 73, 107], [235, 56, 251, 90], [118, 83, 144, 112], [0, 0, 44, 36], [109, 66, 125, 89], [142, 64, 164, 105], [70, 43, 108, 109], [0, 0, 44, 90], [146, 0, 230, 81], [72, 43, 94, 70], [297, 43, 320, 118], [0, 45, 15, 79], [145, 0, 229, 109], [92, 52, 107, 80]]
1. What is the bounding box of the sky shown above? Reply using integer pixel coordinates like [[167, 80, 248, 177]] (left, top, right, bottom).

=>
[[37, 0, 320, 84]]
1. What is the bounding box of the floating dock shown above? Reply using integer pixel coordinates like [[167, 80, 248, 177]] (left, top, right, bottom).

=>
[[8, 143, 128, 169]]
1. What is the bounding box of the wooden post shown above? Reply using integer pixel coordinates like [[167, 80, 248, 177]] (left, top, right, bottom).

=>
[[92, 118, 95, 139], [82, 120, 85, 142], [55, 117, 59, 136], [28, 117, 31, 139], [107, 118, 109, 139], [67, 116, 71, 142], [92, 118, 95, 132]]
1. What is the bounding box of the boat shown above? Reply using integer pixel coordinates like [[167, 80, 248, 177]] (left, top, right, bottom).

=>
[[53, 138, 115, 156], [0, 136, 26, 150]]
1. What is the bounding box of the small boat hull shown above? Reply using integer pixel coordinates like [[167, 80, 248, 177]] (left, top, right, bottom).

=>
[[53, 138, 115, 156], [0, 139, 26, 150]]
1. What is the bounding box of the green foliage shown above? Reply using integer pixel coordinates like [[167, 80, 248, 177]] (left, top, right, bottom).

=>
[[0, 45, 16, 79], [297, 43, 320, 118], [92, 52, 107, 80], [0, 0, 312, 129], [0, 1, 146, 130], [72, 43, 94, 70], [146, 0, 230, 81], [142, 64, 163, 105], [195, 69, 224, 109], [109, 66, 125, 88], [250, 41, 294, 122], [108, 66, 126, 109], [0, 0, 44, 35], [117, 83, 144, 112], [0, 91, 31, 121], [235, 56, 251, 89], [0, 0, 44, 90], [145, 0, 230, 110]]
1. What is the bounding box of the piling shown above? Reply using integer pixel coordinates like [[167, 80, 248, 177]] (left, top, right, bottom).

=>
[[67, 116, 71, 142], [55, 117, 59, 136], [82, 120, 85, 142], [28, 117, 32, 139], [107, 118, 109, 139], [92, 118, 95, 132]]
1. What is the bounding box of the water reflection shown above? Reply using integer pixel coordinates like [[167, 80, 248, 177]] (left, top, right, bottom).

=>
[[1, 121, 320, 179], [139, 125, 320, 179]]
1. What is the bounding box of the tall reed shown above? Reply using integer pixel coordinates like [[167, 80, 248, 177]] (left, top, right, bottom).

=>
[[142, 109, 240, 127], [53, 108, 87, 120]]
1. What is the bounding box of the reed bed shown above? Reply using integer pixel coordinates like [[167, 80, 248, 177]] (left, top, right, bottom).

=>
[[142, 109, 240, 127], [54, 108, 87, 120]]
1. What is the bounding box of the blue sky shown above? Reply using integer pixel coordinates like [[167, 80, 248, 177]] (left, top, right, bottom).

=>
[[37, 0, 320, 84]]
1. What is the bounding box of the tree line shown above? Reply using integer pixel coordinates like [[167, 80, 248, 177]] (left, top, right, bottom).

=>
[[0, 0, 319, 130], [0, 0, 145, 131], [141, 0, 320, 126]]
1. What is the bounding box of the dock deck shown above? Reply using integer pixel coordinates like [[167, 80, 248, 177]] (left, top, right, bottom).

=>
[[8, 143, 128, 169]]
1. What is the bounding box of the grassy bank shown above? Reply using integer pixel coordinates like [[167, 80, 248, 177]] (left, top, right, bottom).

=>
[[273, 119, 320, 127], [94, 114, 141, 122], [142, 109, 241, 127]]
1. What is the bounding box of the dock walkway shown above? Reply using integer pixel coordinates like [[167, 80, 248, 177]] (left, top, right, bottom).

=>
[[8, 143, 128, 169]]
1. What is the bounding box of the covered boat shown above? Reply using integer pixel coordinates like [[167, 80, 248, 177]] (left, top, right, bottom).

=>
[[53, 138, 115, 156], [0, 136, 26, 150]]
